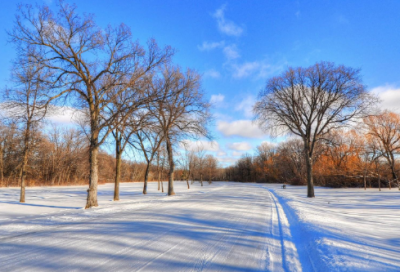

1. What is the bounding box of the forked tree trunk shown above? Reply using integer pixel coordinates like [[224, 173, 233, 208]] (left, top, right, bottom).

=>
[[114, 137, 122, 201], [86, 142, 99, 209], [166, 137, 175, 195], [143, 162, 150, 194]]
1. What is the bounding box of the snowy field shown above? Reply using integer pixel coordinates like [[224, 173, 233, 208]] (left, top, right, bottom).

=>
[[0, 182, 399, 271]]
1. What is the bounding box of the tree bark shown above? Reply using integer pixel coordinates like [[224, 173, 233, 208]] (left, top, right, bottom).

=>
[[20, 124, 30, 203], [143, 162, 150, 194], [200, 174, 203, 187], [114, 136, 122, 201], [86, 141, 99, 208], [304, 142, 315, 198], [166, 136, 175, 195]]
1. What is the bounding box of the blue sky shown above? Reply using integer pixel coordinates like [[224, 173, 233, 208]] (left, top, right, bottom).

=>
[[1, 0, 400, 165]]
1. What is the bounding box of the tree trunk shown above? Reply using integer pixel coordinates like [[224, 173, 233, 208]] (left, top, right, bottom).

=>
[[0, 143, 3, 186], [20, 125, 30, 203], [186, 171, 190, 189], [165, 137, 175, 195], [143, 162, 150, 194], [86, 141, 99, 209], [200, 174, 203, 187], [304, 149, 315, 198], [389, 153, 399, 190], [161, 181, 164, 193], [378, 174, 381, 191], [363, 170, 367, 190], [114, 137, 122, 201]]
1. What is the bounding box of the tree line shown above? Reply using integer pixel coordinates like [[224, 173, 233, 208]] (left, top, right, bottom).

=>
[[226, 112, 400, 190]]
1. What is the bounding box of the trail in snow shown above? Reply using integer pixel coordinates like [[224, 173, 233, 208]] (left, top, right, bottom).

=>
[[263, 184, 400, 272], [0, 182, 300, 272]]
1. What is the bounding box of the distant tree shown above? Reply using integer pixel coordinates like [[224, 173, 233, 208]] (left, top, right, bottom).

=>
[[130, 125, 164, 194], [254, 62, 376, 197], [364, 111, 400, 190], [149, 67, 211, 195]]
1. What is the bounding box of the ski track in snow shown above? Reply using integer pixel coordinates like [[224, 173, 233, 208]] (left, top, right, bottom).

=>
[[0, 182, 399, 271]]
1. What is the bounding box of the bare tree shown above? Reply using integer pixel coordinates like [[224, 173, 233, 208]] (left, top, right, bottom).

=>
[[254, 62, 376, 197], [9, 2, 173, 207], [130, 125, 164, 194], [4, 60, 51, 202], [205, 154, 217, 184], [149, 67, 211, 195], [364, 111, 400, 190]]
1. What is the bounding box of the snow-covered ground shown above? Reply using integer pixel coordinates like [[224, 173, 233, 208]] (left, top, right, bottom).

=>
[[0, 182, 399, 271]]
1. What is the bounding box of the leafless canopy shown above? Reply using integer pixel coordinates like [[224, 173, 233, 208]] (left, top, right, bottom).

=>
[[254, 61, 377, 197]]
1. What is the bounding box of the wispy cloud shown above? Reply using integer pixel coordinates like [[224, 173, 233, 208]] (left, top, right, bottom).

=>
[[232, 151, 243, 156], [210, 94, 225, 105], [223, 44, 240, 60], [231, 60, 285, 79], [198, 41, 225, 51], [180, 140, 220, 152], [217, 119, 266, 138], [227, 142, 252, 151], [235, 95, 256, 118], [213, 5, 244, 37], [204, 69, 221, 79]]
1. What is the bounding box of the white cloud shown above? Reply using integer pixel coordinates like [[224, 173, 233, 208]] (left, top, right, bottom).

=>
[[232, 61, 260, 78], [217, 151, 227, 156], [216, 157, 238, 165], [232, 151, 243, 156], [235, 95, 256, 118], [231, 61, 284, 79], [227, 142, 252, 151], [223, 45, 240, 60], [371, 85, 400, 113], [204, 69, 221, 79], [180, 140, 220, 152], [217, 119, 266, 138], [198, 41, 225, 51], [210, 94, 225, 105], [47, 106, 86, 124], [213, 5, 244, 37]]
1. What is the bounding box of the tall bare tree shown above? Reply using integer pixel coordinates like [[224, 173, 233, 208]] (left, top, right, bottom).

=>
[[254, 61, 376, 197], [148, 67, 211, 195], [4, 60, 51, 202], [9, 2, 173, 207]]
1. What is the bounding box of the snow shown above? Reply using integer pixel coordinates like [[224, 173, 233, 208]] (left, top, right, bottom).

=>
[[0, 182, 399, 271]]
